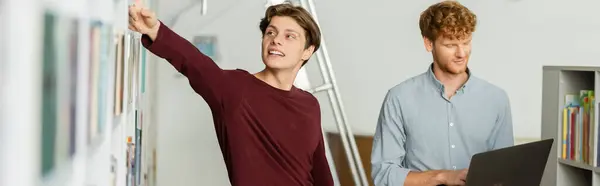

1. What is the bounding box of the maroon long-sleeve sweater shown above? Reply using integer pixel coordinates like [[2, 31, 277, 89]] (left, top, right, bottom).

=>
[[141, 22, 334, 186]]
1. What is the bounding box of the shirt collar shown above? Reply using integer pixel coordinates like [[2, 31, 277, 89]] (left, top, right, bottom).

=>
[[426, 63, 473, 95]]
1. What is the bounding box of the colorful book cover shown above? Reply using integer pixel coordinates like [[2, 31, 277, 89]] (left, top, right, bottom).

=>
[[597, 101, 600, 167], [563, 107, 567, 159], [565, 94, 579, 160]]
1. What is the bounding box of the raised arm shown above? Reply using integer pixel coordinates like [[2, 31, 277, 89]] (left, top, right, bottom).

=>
[[371, 90, 464, 186], [129, 4, 232, 111]]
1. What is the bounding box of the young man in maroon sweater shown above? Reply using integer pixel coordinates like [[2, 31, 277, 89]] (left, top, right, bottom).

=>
[[128, 2, 334, 186]]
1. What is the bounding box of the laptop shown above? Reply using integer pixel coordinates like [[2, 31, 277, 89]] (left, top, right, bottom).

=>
[[464, 138, 554, 186]]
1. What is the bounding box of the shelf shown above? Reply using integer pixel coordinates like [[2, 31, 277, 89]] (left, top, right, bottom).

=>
[[541, 66, 600, 186], [559, 158, 600, 173]]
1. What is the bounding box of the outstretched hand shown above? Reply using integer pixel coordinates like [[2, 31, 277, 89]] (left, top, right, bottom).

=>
[[128, 2, 160, 40]]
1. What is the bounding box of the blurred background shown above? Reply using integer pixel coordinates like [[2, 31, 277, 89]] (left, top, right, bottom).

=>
[[1, 0, 599, 185]]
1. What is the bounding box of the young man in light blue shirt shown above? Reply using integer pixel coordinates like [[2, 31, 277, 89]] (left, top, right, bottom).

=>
[[370, 1, 515, 186]]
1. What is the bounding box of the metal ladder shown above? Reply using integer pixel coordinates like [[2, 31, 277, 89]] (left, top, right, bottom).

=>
[[291, 0, 370, 185]]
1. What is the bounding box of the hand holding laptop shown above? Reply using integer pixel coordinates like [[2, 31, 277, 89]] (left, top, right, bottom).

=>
[[435, 168, 468, 186], [436, 139, 552, 186]]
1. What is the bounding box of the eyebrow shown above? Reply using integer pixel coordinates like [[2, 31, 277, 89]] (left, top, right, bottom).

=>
[[442, 39, 471, 45], [267, 25, 300, 34]]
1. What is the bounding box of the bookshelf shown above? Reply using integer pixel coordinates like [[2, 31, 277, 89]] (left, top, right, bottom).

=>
[[0, 0, 154, 185], [541, 66, 600, 186]]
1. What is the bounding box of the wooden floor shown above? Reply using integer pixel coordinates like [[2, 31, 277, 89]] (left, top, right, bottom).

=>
[[326, 132, 375, 186]]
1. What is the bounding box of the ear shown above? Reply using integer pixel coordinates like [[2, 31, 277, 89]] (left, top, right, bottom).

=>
[[423, 36, 433, 52], [301, 45, 315, 61]]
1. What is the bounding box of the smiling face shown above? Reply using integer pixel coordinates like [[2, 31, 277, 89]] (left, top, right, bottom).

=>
[[261, 16, 314, 71], [425, 34, 472, 75]]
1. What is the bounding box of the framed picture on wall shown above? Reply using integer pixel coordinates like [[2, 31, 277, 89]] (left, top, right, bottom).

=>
[[66, 15, 79, 158], [192, 35, 219, 62], [88, 20, 114, 146], [40, 9, 81, 177], [132, 37, 140, 108], [98, 22, 114, 136], [88, 21, 102, 145], [125, 33, 138, 108], [114, 32, 125, 116], [40, 9, 59, 177], [141, 49, 147, 94]]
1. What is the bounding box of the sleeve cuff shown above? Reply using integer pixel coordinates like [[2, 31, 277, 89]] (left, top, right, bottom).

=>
[[394, 167, 411, 185], [373, 165, 411, 186], [141, 20, 167, 50]]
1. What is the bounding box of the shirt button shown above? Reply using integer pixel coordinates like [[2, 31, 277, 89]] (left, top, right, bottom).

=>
[[450, 122, 454, 126], [451, 145, 455, 148]]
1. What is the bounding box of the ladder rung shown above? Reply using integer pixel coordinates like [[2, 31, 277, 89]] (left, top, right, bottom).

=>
[[308, 83, 333, 94]]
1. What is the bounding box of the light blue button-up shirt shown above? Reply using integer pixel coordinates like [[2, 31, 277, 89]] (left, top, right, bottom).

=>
[[370, 64, 514, 185]]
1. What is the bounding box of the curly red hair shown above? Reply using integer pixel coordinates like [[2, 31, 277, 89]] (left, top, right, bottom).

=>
[[419, 1, 477, 41]]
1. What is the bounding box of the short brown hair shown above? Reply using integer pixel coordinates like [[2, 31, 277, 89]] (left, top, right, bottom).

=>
[[259, 3, 321, 64], [419, 1, 477, 42]]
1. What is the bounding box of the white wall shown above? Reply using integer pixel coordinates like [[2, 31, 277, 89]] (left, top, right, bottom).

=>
[[149, 0, 600, 185], [311, 0, 600, 139]]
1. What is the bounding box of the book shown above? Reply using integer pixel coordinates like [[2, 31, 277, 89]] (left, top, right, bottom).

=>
[[561, 91, 595, 166]]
